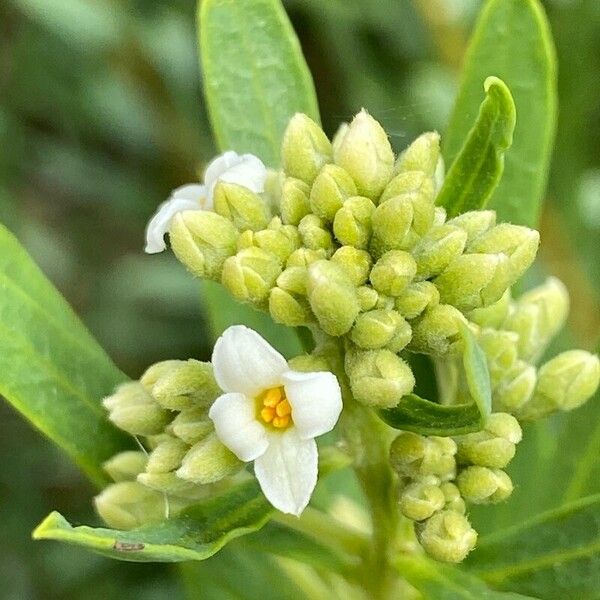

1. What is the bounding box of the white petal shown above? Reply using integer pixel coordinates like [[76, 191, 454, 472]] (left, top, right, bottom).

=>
[[144, 186, 205, 254], [208, 392, 268, 462], [204, 151, 267, 203], [283, 370, 343, 440], [211, 325, 288, 396], [254, 429, 318, 516]]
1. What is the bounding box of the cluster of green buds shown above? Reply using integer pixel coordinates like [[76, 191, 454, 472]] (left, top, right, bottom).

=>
[[98, 360, 243, 529]]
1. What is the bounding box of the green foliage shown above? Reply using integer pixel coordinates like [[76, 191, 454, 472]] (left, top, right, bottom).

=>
[[437, 77, 515, 218], [443, 0, 557, 227], [0, 224, 129, 486], [199, 0, 320, 168]]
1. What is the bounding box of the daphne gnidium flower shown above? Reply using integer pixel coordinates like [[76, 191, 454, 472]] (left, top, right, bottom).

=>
[[145, 151, 267, 253], [208, 326, 343, 515]]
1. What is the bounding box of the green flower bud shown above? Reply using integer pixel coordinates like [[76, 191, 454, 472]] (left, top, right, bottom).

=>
[[379, 171, 435, 204], [468, 290, 511, 329], [239, 218, 301, 265], [331, 246, 372, 286], [395, 132, 440, 178], [281, 113, 332, 184], [425, 437, 458, 481], [399, 481, 446, 521], [346, 348, 415, 408], [477, 329, 519, 386], [307, 260, 360, 336], [439, 482, 466, 514], [504, 277, 570, 362], [390, 434, 457, 480], [332, 122, 349, 156], [333, 109, 394, 198], [375, 293, 396, 311], [434, 253, 511, 312], [221, 247, 282, 305], [350, 309, 402, 350], [412, 224, 468, 280], [103, 451, 148, 482], [468, 223, 539, 285], [394, 281, 440, 320], [298, 214, 335, 255], [310, 164, 357, 222], [357, 286, 379, 311], [103, 382, 170, 436], [333, 196, 375, 249], [416, 510, 477, 563], [280, 177, 311, 225], [146, 437, 189, 474], [433, 206, 447, 227], [493, 360, 537, 413], [447, 210, 496, 244], [455, 413, 521, 469], [169, 211, 238, 280], [176, 433, 243, 484], [142, 360, 221, 411], [276, 265, 308, 296], [213, 182, 271, 232], [387, 316, 413, 353], [269, 276, 313, 327], [286, 247, 327, 268], [287, 353, 331, 373], [169, 407, 213, 445], [370, 250, 417, 297], [410, 304, 466, 356], [94, 482, 168, 530], [522, 350, 600, 418], [457, 466, 513, 504], [137, 471, 204, 499]]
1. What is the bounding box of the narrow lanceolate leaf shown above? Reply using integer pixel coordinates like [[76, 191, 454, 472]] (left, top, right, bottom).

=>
[[33, 480, 272, 563], [395, 555, 538, 600], [199, 0, 320, 167], [467, 494, 600, 599], [0, 224, 129, 486], [437, 77, 515, 218], [443, 0, 557, 227], [459, 320, 492, 420]]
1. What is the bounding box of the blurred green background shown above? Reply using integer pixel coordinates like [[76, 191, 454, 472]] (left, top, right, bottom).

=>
[[1, 0, 599, 598]]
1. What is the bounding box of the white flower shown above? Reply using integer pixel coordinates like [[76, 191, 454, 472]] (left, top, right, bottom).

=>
[[144, 151, 267, 254], [208, 326, 343, 516]]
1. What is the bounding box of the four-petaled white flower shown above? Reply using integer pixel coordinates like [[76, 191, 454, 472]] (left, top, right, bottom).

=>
[[208, 326, 343, 516], [144, 151, 267, 254]]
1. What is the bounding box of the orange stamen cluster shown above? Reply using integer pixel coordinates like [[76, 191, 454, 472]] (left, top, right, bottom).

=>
[[259, 386, 292, 429]]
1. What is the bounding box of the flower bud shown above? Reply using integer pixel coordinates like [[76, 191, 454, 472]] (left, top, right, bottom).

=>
[[286, 247, 327, 268], [386, 316, 413, 353], [345, 348, 415, 408], [146, 437, 189, 474], [350, 309, 402, 350], [394, 281, 440, 320], [169, 406, 213, 445], [390, 433, 457, 480], [410, 304, 466, 356], [94, 482, 168, 530], [493, 360, 537, 413], [433, 206, 447, 226], [298, 214, 335, 255], [457, 466, 513, 504], [170, 212, 239, 282], [333, 109, 394, 198], [416, 510, 477, 563], [176, 433, 243, 484], [310, 164, 357, 222], [357, 286, 379, 311], [307, 260, 360, 336], [331, 122, 349, 156], [425, 437, 458, 481], [447, 210, 496, 244], [434, 253, 511, 312], [137, 472, 204, 499], [412, 224, 468, 280], [370, 250, 417, 297], [395, 132, 440, 178], [439, 482, 466, 514], [213, 182, 271, 232], [468, 223, 539, 285], [399, 481, 446, 521], [333, 196, 375, 249], [331, 246, 372, 286], [103, 451, 148, 482], [103, 382, 170, 436], [281, 113, 332, 184], [287, 353, 331, 373], [221, 247, 282, 305], [239, 218, 301, 265], [468, 290, 511, 329], [379, 171, 435, 204], [279, 177, 311, 225], [269, 287, 313, 327], [477, 329, 519, 386]]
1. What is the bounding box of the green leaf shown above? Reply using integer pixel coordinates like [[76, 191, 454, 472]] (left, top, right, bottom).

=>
[[467, 494, 600, 599], [0, 224, 129, 486], [199, 0, 320, 168], [442, 0, 557, 227], [436, 77, 515, 218], [378, 322, 491, 435], [33, 480, 272, 563], [396, 555, 538, 600]]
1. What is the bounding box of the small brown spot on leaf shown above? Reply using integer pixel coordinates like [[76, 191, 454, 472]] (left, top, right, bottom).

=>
[[113, 540, 145, 552]]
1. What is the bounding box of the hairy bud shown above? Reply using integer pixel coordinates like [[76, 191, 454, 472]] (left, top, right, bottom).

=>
[[310, 164, 357, 222], [395, 132, 440, 178], [457, 466, 513, 504], [416, 510, 477, 563], [370, 250, 417, 297], [103, 451, 148, 482], [213, 182, 271, 231], [399, 480, 445, 521], [395, 281, 440, 320], [279, 177, 311, 226], [333, 196, 375, 249]]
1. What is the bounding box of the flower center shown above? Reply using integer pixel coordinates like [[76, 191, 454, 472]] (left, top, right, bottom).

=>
[[258, 386, 292, 429]]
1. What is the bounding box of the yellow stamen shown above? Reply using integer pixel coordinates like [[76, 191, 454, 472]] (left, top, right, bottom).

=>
[[260, 407, 275, 423], [272, 415, 290, 429], [263, 387, 283, 408], [258, 387, 293, 430], [275, 399, 292, 417]]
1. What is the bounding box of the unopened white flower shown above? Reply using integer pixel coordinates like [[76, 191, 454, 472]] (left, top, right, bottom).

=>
[[208, 325, 343, 516], [144, 151, 267, 254]]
